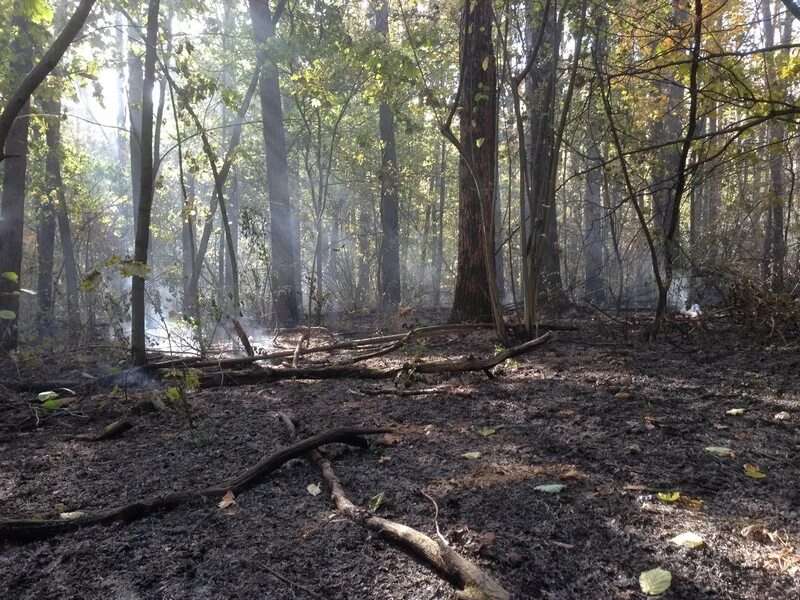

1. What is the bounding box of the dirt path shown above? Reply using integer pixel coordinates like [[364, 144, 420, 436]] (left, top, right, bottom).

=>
[[1, 321, 798, 598]]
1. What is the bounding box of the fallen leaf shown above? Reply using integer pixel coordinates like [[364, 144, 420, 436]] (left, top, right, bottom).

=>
[[368, 491, 385, 511], [669, 532, 705, 549], [774, 411, 791, 421], [657, 491, 681, 503], [461, 451, 482, 460], [218, 490, 236, 509], [38, 391, 59, 402], [59, 511, 86, 520], [625, 444, 642, 454], [705, 446, 735, 458], [558, 466, 586, 480], [614, 392, 631, 400], [734, 432, 751, 441], [549, 540, 575, 549], [639, 567, 672, 595], [506, 551, 525, 565], [744, 464, 767, 479], [307, 483, 322, 496], [378, 455, 391, 464], [726, 408, 746, 416], [476, 426, 496, 438], [534, 484, 566, 494], [557, 409, 574, 417], [741, 523, 772, 543]]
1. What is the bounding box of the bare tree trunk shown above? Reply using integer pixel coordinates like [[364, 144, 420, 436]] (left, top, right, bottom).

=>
[[130, 0, 160, 365], [584, 144, 605, 304], [375, 1, 401, 315], [127, 1, 144, 231], [450, 0, 498, 323], [249, 0, 300, 327], [0, 7, 33, 351], [431, 141, 446, 309]]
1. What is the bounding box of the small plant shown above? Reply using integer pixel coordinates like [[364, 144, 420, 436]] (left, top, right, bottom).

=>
[[163, 368, 201, 428]]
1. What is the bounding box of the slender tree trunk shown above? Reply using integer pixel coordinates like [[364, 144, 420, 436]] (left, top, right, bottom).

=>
[[249, 0, 300, 327], [37, 105, 59, 336], [432, 141, 446, 309], [130, 0, 160, 365], [127, 1, 144, 232], [0, 7, 33, 351], [584, 144, 605, 304], [450, 0, 498, 323], [375, 1, 401, 315]]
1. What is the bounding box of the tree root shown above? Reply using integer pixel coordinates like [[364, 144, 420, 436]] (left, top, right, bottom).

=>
[[0, 425, 388, 543], [280, 414, 511, 600]]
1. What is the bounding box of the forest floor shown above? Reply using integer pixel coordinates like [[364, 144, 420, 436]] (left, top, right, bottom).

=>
[[1, 315, 799, 599]]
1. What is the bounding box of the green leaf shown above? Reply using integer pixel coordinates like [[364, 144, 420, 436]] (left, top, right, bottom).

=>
[[534, 484, 566, 494], [639, 567, 672, 595], [657, 491, 681, 503], [476, 426, 496, 437], [0, 310, 16, 320], [705, 446, 734, 457], [117, 260, 149, 279], [744, 464, 767, 479], [669, 532, 704, 549], [42, 399, 62, 410], [79, 270, 102, 292], [38, 391, 59, 402], [1, 271, 19, 283], [482, 56, 489, 71], [21, 0, 53, 25], [368, 491, 385, 512], [461, 451, 482, 460]]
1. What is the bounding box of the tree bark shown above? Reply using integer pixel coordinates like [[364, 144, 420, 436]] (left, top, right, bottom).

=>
[[375, 1, 401, 315], [584, 144, 605, 304], [0, 6, 33, 351], [249, 0, 301, 327], [130, 0, 160, 365], [450, 0, 498, 323]]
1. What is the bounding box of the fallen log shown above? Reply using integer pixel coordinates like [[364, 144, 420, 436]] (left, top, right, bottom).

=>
[[0, 425, 388, 543], [280, 415, 511, 600], [66, 419, 134, 442], [196, 331, 552, 388]]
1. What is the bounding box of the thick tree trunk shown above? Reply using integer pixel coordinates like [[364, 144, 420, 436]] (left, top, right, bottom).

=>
[[375, 1, 401, 315], [450, 0, 497, 323], [130, 0, 160, 365], [0, 8, 33, 351], [249, 0, 300, 327]]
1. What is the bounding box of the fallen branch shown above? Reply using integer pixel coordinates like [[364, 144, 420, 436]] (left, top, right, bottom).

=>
[[280, 415, 510, 600], [0, 425, 388, 543], [196, 331, 553, 388], [66, 419, 134, 442]]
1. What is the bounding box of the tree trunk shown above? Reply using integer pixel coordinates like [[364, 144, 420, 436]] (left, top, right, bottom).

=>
[[37, 104, 59, 337], [450, 0, 497, 323], [375, 2, 401, 316], [127, 1, 144, 232], [584, 144, 605, 304], [130, 0, 160, 365], [0, 7, 33, 351], [248, 0, 300, 327], [432, 140, 446, 309]]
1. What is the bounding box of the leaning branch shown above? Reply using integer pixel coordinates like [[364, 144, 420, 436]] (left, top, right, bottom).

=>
[[0, 0, 97, 160]]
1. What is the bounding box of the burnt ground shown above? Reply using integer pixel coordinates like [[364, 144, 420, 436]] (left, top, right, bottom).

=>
[[1, 318, 799, 599]]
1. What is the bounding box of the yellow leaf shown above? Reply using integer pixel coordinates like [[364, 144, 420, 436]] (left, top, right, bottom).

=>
[[744, 464, 767, 479], [482, 56, 489, 71], [639, 567, 672, 595], [657, 491, 681, 503], [669, 532, 704, 549], [475, 137, 484, 148], [218, 490, 236, 509]]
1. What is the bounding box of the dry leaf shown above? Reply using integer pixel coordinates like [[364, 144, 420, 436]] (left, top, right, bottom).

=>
[[307, 483, 322, 496], [639, 567, 672, 595], [726, 408, 746, 416], [614, 392, 631, 401], [744, 464, 767, 479], [218, 490, 236, 509], [705, 446, 735, 458], [669, 532, 704, 549], [624, 484, 650, 492], [59, 511, 86, 520], [774, 411, 791, 421], [382, 433, 402, 446]]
